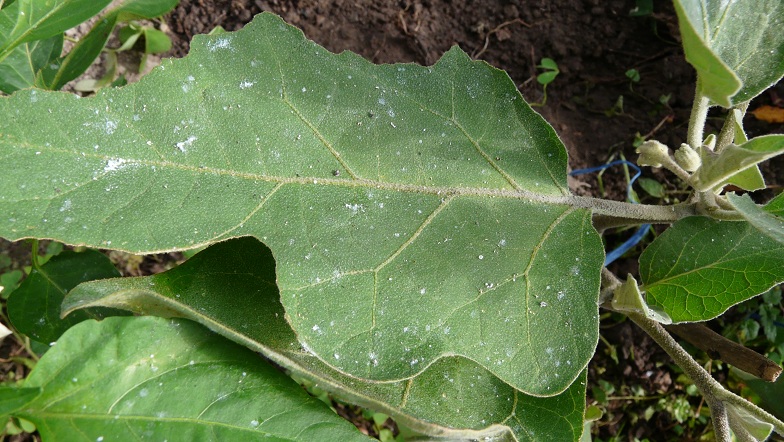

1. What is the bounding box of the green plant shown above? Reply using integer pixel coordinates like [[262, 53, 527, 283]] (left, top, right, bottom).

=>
[[533, 56, 559, 106], [629, 0, 654, 17], [0, 1, 783, 441], [625, 68, 640, 84], [0, 0, 178, 93], [117, 21, 172, 71]]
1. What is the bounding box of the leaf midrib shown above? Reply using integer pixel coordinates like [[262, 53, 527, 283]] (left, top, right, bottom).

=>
[[3, 140, 572, 205]]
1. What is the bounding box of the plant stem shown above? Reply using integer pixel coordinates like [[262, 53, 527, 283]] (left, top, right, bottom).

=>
[[627, 311, 784, 439], [710, 399, 732, 442], [599, 268, 622, 303], [687, 82, 710, 149], [695, 192, 745, 221], [22, 336, 40, 362], [627, 311, 731, 438], [660, 155, 693, 183], [30, 239, 41, 271], [571, 197, 697, 228]]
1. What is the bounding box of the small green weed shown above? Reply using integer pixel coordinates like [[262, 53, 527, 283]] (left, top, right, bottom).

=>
[[532, 57, 559, 106]]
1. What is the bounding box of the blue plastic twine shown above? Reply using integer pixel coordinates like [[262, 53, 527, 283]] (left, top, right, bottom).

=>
[[569, 160, 651, 266]]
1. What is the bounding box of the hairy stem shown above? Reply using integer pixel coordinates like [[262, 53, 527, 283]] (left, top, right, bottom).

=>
[[696, 192, 745, 221], [688, 82, 711, 149], [599, 268, 622, 304], [627, 312, 784, 439], [570, 196, 697, 229], [627, 312, 732, 438], [710, 399, 732, 442]]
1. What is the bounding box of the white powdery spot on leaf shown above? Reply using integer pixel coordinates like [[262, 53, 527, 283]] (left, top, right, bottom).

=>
[[176, 136, 198, 152], [104, 158, 127, 172], [207, 37, 232, 52], [82, 118, 118, 135]]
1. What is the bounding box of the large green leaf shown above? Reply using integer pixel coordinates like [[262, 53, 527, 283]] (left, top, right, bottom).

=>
[[6, 248, 124, 343], [673, 0, 784, 107], [63, 237, 588, 441], [639, 216, 784, 323], [4, 315, 372, 441], [0, 13, 604, 394]]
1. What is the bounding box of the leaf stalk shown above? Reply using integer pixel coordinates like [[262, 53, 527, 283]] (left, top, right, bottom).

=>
[[626, 311, 784, 440], [688, 82, 711, 149]]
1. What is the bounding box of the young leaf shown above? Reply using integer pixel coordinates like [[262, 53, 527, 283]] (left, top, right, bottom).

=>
[[692, 135, 784, 191], [639, 216, 784, 323], [726, 402, 775, 440], [117, 23, 143, 51], [9, 315, 373, 441], [142, 27, 171, 54], [6, 249, 125, 343], [611, 274, 671, 324], [637, 177, 664, 198], [725, 166, 766, 192], [538, 58, 558, 71], [62, 237, 588, 441], [537, 70, 558, 86], [673, 0, 784, 107], [726, 192, 784, 245], [0, 12, 604, 395], [36, 0, 179, 90]]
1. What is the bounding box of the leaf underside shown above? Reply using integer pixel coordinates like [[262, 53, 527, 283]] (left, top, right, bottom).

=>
[[673, 0, 784, 107], [727, 192, 784, 246], [64, 237, 587, 441], [694, 135, 784, 192], [0, 12, 603, 396]]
